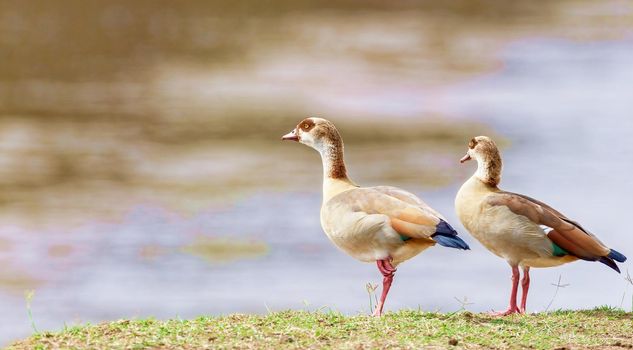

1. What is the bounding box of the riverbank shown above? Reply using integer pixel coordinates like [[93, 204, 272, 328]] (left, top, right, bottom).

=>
[[7, 308, 632, 349]]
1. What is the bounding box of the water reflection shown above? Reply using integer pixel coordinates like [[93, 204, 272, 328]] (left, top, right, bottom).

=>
[[1, 0, 633, 346]]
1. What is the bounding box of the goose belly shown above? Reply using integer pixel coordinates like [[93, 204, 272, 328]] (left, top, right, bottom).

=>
[[323, 221, 402, 262], [320, 210, 413, 263], [463, 206, 552, 265], [323, 227, 432, 265]]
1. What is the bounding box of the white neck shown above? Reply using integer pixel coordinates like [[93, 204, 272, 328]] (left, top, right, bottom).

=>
[[315, 142, 356, 203], [317, 143, 342, 178], [475, 158, 489, 183], [473, 154, 501, 187]]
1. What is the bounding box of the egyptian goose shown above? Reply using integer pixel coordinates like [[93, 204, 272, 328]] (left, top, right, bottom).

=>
[[282, 117, 469, 316], [455, 136, 627, 315]]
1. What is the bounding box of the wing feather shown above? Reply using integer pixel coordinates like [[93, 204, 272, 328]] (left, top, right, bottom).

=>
[[486, 191, 610, 260], [327, 188, 440, 239]]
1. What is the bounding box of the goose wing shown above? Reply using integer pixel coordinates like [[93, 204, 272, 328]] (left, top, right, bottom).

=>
[[486, 191, 610, 261], [326, 188, 441, 240]]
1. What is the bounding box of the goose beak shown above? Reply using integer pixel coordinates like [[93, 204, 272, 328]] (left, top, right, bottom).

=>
[[460, 154, 471, 163], [281, 130, 299, 141]]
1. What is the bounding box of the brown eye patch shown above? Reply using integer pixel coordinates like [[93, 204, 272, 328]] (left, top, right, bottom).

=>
[[468, 138, 478, 149], [298, 118, 315, 131]]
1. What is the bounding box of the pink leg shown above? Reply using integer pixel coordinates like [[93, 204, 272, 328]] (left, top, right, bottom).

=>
[[519, 266, 530, 313], [372, 258, 396, 317], [490, 265, 520, 316]]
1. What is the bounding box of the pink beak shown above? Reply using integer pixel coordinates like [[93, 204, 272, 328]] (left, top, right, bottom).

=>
[[460, 154, 472, 163], [281, 130, 299, 141]]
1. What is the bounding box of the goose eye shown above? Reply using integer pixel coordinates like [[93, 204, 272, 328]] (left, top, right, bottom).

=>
[[303, 123, 309, 129]]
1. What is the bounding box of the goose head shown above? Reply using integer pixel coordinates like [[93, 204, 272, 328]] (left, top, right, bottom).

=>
[[460, 136, 500, 163], [460, 136, 502, 186], [281, 117, 343, 154]]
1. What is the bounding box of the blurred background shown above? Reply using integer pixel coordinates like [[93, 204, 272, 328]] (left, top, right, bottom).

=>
[[1, 0, 632, 345]]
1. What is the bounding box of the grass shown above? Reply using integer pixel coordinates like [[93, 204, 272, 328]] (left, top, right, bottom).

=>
[[8, 308, 633, 350]]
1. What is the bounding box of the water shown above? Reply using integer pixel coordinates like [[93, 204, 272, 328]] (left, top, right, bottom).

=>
[[3, 1, 633, 344], [2, 36, 632, 345]]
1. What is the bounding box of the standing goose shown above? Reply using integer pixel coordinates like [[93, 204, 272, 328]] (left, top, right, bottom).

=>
[[282, 117, 469, 316], [455, 136, 627, 315]]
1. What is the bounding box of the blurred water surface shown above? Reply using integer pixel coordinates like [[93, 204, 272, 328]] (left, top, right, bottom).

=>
[[1, 0, 633, 345]]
